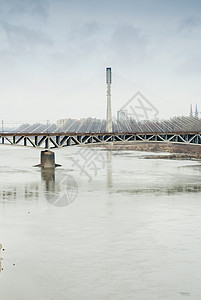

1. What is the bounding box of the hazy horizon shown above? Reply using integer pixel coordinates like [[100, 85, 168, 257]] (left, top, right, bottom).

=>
[[0, 0, 201, 122]]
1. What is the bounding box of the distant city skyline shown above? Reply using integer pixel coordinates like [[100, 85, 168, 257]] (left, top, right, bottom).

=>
[[0, 0, 201, 121]]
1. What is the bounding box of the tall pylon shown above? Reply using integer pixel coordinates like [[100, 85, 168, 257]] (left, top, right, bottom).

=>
[[106, 67, 113, 133]]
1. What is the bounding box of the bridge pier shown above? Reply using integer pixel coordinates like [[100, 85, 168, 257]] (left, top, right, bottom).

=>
[[35, 150, 61, 168]]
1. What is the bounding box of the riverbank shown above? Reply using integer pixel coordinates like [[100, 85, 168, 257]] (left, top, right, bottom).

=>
[[83, 141, 201, 161]]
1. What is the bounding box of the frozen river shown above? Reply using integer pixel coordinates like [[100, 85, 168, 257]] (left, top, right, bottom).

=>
[[0, 145, 201, 300]]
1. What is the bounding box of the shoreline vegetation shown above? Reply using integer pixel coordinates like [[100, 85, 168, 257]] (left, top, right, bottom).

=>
[[84, 142, 201, 161]]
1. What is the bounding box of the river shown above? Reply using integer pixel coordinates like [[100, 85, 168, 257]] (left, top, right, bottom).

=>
[[0, 145, 201, 300]]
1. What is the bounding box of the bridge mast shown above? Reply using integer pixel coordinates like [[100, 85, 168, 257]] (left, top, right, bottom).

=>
[[106, 67, 113, 133]]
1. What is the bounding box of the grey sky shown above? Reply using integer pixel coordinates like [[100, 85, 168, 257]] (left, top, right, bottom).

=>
[[0, 0, 201, 122]]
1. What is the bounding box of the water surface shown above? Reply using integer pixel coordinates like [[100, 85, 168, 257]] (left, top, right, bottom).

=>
[[0, 145, 201, 300]]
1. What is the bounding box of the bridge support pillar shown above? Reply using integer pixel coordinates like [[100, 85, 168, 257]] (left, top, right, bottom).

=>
[[35, 150, 61, 168]]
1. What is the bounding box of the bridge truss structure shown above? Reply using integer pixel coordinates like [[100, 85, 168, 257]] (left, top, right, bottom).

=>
[[0, 132, 201, 149]]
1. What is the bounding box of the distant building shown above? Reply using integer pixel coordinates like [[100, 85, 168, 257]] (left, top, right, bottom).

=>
[[117, 110, 128, 120], [190, 104, 199, 118], [195, 104, 199, 118], [190, 104, 193, 117]]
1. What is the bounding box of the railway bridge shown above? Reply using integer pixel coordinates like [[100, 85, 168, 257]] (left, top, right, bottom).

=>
[[0, 131, 201, 167]]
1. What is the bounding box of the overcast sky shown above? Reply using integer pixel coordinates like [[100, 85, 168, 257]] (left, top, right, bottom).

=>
[[0, 0, 201, 123]]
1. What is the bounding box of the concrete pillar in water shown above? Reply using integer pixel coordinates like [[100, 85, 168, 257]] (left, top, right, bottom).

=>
[[35, 150, 61, 168]]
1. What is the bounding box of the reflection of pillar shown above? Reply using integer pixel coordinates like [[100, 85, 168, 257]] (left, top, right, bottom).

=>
[[106, 67, 113, 133], [41, 168, 55, 192], [107, 151, 112, 189]]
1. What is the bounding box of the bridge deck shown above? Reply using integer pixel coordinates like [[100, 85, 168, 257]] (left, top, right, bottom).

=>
[[0, 131, 201, 136], [0, 132, 201, 149]]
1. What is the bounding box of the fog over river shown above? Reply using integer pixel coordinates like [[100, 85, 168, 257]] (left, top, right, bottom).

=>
[[0, 145, 201, 300]]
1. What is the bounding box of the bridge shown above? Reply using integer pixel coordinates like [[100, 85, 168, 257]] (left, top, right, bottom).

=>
[[0, 131, 201, 149], [0, 68, 200, 167], [1, 130, 200, 168]]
